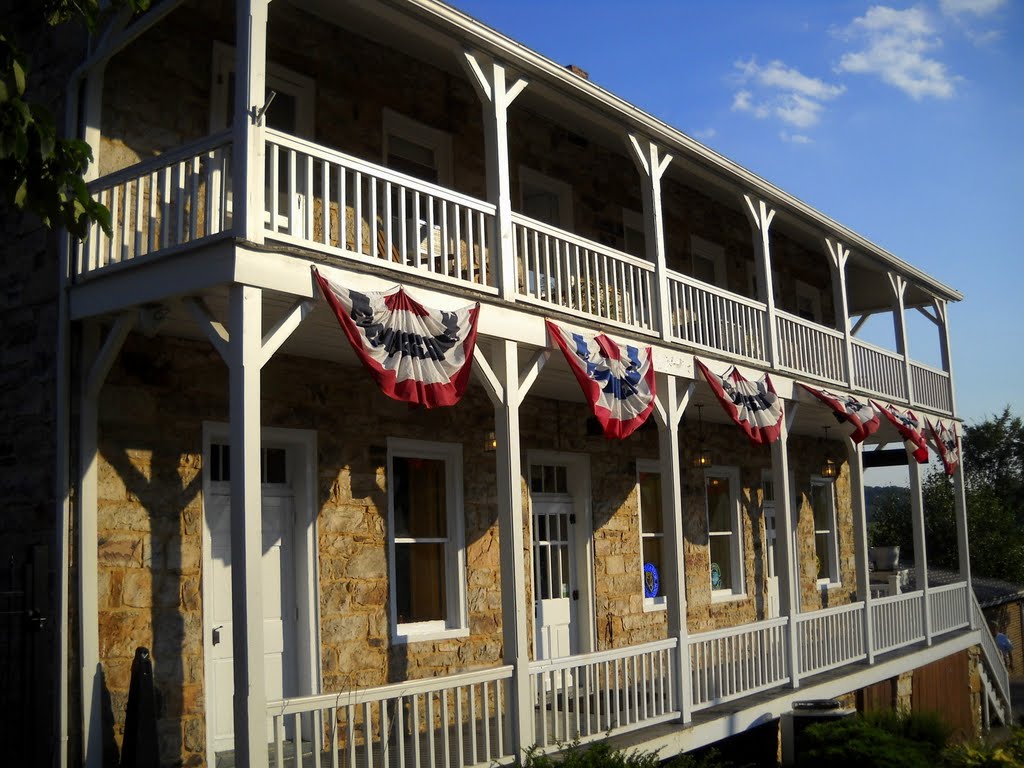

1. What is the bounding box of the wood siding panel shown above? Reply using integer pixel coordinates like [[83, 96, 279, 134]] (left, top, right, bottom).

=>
[[856, 678, 895, 713], [912, 651, 973, 741]]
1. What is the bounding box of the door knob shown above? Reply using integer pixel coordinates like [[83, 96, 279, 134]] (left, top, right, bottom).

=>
[[212, 625, 223, 645]]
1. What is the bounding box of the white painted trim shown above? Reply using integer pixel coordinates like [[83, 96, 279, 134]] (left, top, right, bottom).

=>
[[201, 421, 321, 767], [810, 475, 841, 587], [518, 165, 574, 229], [526, 450, 595, 655], [386, 437, 468, 643], [382, 108, 454, 186], [210, 40, 316, 135], [636, 458, 668, 611], [704, 465, 744, 597]]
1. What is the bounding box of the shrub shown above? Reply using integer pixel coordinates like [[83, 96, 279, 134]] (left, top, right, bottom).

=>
[[799, 712, 943, 768], [521, 742, 738, 768], [942, 728, 1024, 767]]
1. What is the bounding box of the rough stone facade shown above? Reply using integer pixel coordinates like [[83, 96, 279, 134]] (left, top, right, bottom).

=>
[[984, 599, 1024, 679]]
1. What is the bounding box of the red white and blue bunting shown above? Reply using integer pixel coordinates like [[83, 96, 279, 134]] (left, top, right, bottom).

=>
[[695, 359, 783, 445], [873, 401, 929, 464], [546, 320, 656, 440], [926, 417, 961, 476], [314, 267, 480, 408], [797, 383, 881, 444]]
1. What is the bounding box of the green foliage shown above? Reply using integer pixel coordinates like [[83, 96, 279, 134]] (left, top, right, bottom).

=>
[[520, 742, 739, 768], [0, 1, 149, 238], [800, 711, 947, 768], [943, 728, 1024, 767]]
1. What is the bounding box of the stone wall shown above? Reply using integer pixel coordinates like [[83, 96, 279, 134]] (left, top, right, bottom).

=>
[[984, 599, 1024, 679]]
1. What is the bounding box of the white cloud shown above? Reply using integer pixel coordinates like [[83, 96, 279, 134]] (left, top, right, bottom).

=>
[[731, 58, 844, 130], [780, 132, 813, 144], [940, 0, 1006, 17], [837, 5, 959, 100], [692, 127, 717, 141]]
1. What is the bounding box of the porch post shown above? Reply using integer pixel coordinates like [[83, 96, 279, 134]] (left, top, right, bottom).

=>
[[627, 135, 673, 341], [654, 374, 693, 722], [490, 339, 533, 753], [888, 273, 915, 405], [953, 461, 974, 628], [79, 314, 135, 768], [228, 284, 268, 768], [908, 456, 932, 644], [743, 196, 779, 367], [234, 0, 269, 243], [844, 438, 875, 662], [462, 52, 527, 302], [933, 299, 959, 418], [825, 239, 856, 390], [771, 402, 801, 687]]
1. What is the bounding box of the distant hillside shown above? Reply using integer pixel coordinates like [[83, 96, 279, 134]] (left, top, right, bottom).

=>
[[864, 485, 910, 523]]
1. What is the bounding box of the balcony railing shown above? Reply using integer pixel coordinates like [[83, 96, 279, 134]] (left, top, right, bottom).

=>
[[76, 131, 955, 414], [688, 616, 789, 711]]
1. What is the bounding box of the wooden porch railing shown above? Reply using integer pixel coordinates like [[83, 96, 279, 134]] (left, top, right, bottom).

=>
[[688, 617, 789, 711], [928, 582, 970, 635], [265, 666, 514, 768], [528, 639, 679, 749], [776, 310, 847, 384], [851, 339, 908, 401], [76, 131, 233, 278], [871, 591, 926, 655], [794, 601, 867, 677], [911, 361, 953, 413]]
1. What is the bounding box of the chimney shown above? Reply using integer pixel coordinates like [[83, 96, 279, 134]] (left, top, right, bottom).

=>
[[565, 64, 590, 80]]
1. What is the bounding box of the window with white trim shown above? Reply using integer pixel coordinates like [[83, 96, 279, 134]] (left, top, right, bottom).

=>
[[623, 208, 647, 260], [382, 109, 453, 186], [519, 166, 573, 229], [388, 438, 467, 641], [795, 279, 823, 323], [705, 466, 744, 597], [636, 461, 666, 610], [811, 477, 840, 585], [691, 235, 727, 289]]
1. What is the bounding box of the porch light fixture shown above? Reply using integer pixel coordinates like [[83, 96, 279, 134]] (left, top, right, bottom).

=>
[[484, 430, 498, 453], [692, 404, 713, 468], [820, 426, 838, 478]]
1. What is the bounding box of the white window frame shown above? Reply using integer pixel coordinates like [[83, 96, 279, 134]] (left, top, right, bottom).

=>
[[691, 235, 727, 289], [795, 279, 823, 324], [622, 207, 647, 261], [810, 475, 841, 587], [382, 108, 453, 186], [210, 41, 316, 135], [636, 459, 667, 612], [705, 465, 745, 600], [387, 437, 468, 643], [519, 166, 574, 229]]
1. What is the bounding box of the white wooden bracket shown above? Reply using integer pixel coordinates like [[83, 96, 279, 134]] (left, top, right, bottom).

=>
[[785, 401, 800, 432], [850, 314, 870, 337], [462, 51, 528, 106], [627, 134, 673, 182], [627, 134, 673, 340], [473, 344, 549, 407], [653, 377, 694, 429], [887, 271, 907, 303], [914, 298, 944, 327], [185, 297, 230, 361], [743, 194, 777, 233], [185, 294, 314, 368], [825, 237, 850, 273], [85, 313, 137, 399]]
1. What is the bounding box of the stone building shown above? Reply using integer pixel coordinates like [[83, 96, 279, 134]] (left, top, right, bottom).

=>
[[2, 1, 1014, 766]]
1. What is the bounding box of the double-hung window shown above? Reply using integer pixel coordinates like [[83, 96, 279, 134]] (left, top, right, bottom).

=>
[[388, 438, 467, 642], [636, 461, 666, 610], [811, 477, 840, 586], [705, 466, 744, 598]]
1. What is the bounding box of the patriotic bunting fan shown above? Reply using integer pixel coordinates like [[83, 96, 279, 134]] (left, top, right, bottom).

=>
[[546, 320, 656, 440], [695, 359, 783, 445], [926, 417, 961, 476], [873, 401, 929, 464], [798, 383, 880, 444], [314, 267, 479, 408]]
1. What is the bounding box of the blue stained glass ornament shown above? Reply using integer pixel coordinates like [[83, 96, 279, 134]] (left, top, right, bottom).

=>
[[643, 562, 660, 598], [710, 562, 722, 589]]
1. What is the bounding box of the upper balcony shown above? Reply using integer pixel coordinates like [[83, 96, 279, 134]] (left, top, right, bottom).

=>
[[69, 0, 960, 417]]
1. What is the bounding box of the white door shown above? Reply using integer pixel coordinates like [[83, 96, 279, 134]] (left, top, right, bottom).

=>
[[763, 501, 781, 619], [207, 488, 297, 753], [532, 497, 578, 660]]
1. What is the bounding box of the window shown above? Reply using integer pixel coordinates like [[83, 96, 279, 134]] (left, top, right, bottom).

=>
[[748, 268, 782, 305], [388, 438, 466, 641], [623, 208, 647, 260], [705, 467, 744, 597], [810, 477, 840, 585], [636, 461, 666, 610], [795, 280, 822, 323], [207, 443, 289, 485], [210, 42, 315, 135], [690, 235, 726, 289], [519, 166, 573, 229], [382, 109, 453, 186]]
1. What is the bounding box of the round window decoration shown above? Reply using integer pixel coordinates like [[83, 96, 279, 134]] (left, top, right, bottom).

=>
[[710, 562, 723, 589], [643, 562, 660, 598]]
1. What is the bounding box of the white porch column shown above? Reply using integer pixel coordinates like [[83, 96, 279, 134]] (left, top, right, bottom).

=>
[[953, 461, 974, 628], [462, 52, 527, 302], [79, 315, 136, 768], [475, 340, 535, 753], [770, 403, 801, 687], [743, 195, 779, 367], [844, 438, 875, 662], [887, 272, 915, 404], [653, 374, 693, 722], [234, 0, 269, 243], [908, 457, 932, 644], [228, 285, 268, 768], [933, 299, 959, 418], [627, 135, 673, 340], [825, 239, 856, 390]]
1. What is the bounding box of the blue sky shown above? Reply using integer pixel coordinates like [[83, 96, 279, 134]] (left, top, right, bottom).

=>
[[451, 0, 1023, 430]]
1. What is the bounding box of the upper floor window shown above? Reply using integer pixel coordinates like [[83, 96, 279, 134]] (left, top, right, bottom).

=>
[[382, 109, 453, 186], [388, 438, 467, 642], [636, 461, 666, 610], [207, 443, 289, 485], [795, 280, 823, 323], [210, 42, 315, 136], [810, 477, 840, 585], [691, 235, 726, 289], [519, 166, 573, 230], [705, 466, 744, 598], [622, 208, 647, 260]]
